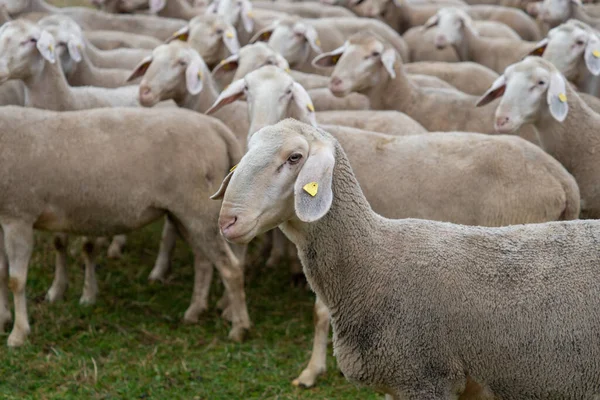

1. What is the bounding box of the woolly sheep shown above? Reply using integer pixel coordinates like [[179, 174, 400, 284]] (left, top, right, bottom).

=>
[[0, 105, 249, 347], [314, 31, 540, 143], [250, 16, 410, 75], [213, 118, 595, 398], [477, 56, 600, 219]]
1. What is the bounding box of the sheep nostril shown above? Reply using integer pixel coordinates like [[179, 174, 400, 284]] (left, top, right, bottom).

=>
[[331, 77, 343, 86], [220, 216, 238, 232]]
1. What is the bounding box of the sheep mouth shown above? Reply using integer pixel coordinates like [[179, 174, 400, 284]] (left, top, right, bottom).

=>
[[222, 220, 259, 244]]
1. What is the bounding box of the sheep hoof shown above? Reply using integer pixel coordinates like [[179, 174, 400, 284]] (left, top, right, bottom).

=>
[[147, 272, 166, 283], [7, 329, 28, 348], [79, 294, 97, 306], [45, 286, 66, 303], [183, 306, 206, 324], [221, 306, 234, 322], [292, 368, 325, 388], [228, 326, 248, 343]]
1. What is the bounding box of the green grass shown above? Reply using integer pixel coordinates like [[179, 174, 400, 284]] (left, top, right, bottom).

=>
[[0, 222, 379, 399]]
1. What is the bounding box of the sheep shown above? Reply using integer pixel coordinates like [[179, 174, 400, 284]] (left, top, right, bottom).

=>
[[208, 66, 581, 389], [537, 0, 600, 29], [0, 105, 250, 347], [539, 19, 600, 96], [212, 42, 330, 90], [165, 14, 241, 70], [348, 0, 541, 40], [423, 7, 544, 74], [0, 81, 25, 106], [39, 15, 132, 88], [477, 56, 600, 219], [8, 0, 187, 41], [249, 16, 410, 75], [213, 118, 594, 398], [404, 61, 499, 95], [0, 20, 141, 110], [313, 31, 540, 144], [402, 19, 520, 64]]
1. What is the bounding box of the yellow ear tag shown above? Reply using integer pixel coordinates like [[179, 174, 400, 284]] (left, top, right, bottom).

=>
[[49, 44, 54, 52], [315, 38, 321, 46], [303, 182, 318, 197], [230, 163, 238, 172], [247, 11, 253, 17], [558, 93, 567, 103], [593, 49, 600, 58], [307, 103, 315, 112], [285, 67, 290, 73], [226, 31, 234, 39], [177, 34, 188, 41], [331, 54, 340, 64], [198, 71, 203, 79]]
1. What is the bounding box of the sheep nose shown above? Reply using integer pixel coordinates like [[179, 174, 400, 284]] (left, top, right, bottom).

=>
[[219, 215, 238, 235], [495, 115, 510, 127], [138, 86, 155, 105], [434, 35, 447, 49], [330, 76, 343, 87]]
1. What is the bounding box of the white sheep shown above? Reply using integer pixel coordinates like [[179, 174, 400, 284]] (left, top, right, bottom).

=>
[[249, 15, 410, 74], [313, 31, 540, 144], [0, 105, 249, 347], [212, 118, 596, 399], [423, 7, 545, 74], [38, 15, 132, 88], [537, 0, 600, 29], [477, 56, 600, 219]]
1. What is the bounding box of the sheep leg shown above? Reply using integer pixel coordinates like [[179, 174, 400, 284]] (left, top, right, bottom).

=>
[[148, 217, 177, 282], [79, 237, 99, 305], [183, 257, 213, 323], [2, 221, 33, 347], [107, 234, 127, 259], [265, 228, 286, 268], [219, 244, 247, 323], [0, 229, 11, 332], [292, 295, 330, 387], [46, 233, 69, 303]]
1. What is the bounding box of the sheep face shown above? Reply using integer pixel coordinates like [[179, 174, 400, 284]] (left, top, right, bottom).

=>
[[213, 120, 335, 244], [232, 43, 288, 81], [3, 0, 29, 15], [130, 42, 206, 106], [207, 65, 317, 135], [38, 16, 85, 76], [0, 20, 54, 83], [252, 20, 321, 69], [345, 0, 390, 19], [543, 21, 600, 79], [425, 8, 472, 50], [186, 15, 239, 69], [477, 57, 570, 133], [322, 33, 395, 98]]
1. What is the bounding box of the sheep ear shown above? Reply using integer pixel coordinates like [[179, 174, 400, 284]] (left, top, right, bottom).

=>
[[275, 53, 290, 70], [291, 82, 318, 127], [475, 75, 506, 107], [210, 169, 234, 200], [222, 29, 240, 54], [185, 57, 204, 95], [37, 30, 56, 64], [381, 48, 396, 79], [67, 35, 83, 63], [149, 0, 166, 13], [126, 55, 152, 82], [528, 38, 548, 57], [295, 23, 321, 53], [422, 14, 439, 30], [294, 141, 335, 223], [249, 25, 275, 44], [547, 71, 569, 122], [212, 54, 239, 77], [206, 78, 246, 114], [584, 34, 600, 76], [205, 1, 217, 14], [166, 26, 189, 43], [239, 0, 254, 33], [311, 43, 346, 69]]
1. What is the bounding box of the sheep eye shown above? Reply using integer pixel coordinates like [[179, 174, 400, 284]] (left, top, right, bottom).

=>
[[264, 59, 274, 65], [371, 51, 381, 57], [538, 80, 546, 86], [576, 39, 585, 46], [215, 28, 224, 35], [288, 153, 302, 164], [178, 60, 187, 67], [285, 88, 292, 95]]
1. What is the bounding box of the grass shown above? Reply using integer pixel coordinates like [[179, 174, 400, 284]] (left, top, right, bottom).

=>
[[0, 222, 379, 399]]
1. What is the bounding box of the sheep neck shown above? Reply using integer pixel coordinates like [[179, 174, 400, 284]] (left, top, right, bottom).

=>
[[67, 53, 99, 85], [362, 62, 421, 114], [280, 140, 380, 317], [23, 56, 77, 111], [162, 0, 198, 20], [454, 27, 484, 64], [178, 69, 220, 112]]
